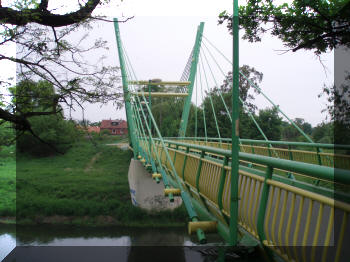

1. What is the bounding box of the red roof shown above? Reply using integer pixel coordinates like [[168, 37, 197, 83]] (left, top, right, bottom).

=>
[[100, 120, 128, 129]]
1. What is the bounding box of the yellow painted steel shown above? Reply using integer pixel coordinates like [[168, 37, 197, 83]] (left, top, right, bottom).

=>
[[132, 92, 189, 97], [321, 208, 334, 262], [278, 190, 288, 254], [311, 203, 323, 262], [302, 200, 314, 262], [271, 187, 281, 246], [129, 81, 191, 86], [164, 188, 181, 196], [264, 186, 275, 245], [285, 193, 296, 260], [247, 179, 256, 233], [268, 179, 350, 212], [152, 173, 162, 179], [188, 221, 218, 234], [293, 196, 304, 262], [243, 176, 252, 232], [151, 142, 349, 262], [252, 181, 263, 234], [335, 212, 347, 262], [183, 139, 350, 170]]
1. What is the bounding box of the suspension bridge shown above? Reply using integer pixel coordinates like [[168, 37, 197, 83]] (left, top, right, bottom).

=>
[[113, 15, 350, 262]]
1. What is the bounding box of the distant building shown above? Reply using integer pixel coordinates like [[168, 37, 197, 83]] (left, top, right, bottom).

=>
[[75, 125, 100, 133], [87, 126, 100, 133], [100, 119, 128, 135]]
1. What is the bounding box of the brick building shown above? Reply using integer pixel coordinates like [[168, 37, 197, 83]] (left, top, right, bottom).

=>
[[100, 120, 128, 135]]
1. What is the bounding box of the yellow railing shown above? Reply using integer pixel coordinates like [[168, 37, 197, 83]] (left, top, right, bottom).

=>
[[142, 140, 350, 262], [176, 140, 350, 170]]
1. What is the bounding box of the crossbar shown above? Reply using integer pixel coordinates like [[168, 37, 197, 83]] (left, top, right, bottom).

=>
[[129, 81, 191, 86], [132, 92, 188, 97]]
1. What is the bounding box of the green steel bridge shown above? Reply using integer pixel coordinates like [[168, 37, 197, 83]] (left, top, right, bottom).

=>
[[113, 9, 350, 262]]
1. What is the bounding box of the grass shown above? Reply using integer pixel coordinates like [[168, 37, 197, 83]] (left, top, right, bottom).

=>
[[0, 144, 16, 217], [0, 136, 187, 226]]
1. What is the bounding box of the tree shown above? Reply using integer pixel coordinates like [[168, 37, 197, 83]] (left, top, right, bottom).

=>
[[0, 0, 130, 133], [256, 107, 283, 141], [11, 80, 80, 155], [218, 0, 350, 55], [201, 65, 263, 138], [312, 122, 333, 143], [319, 73, 350, 145], [281, 118, 313, 142]]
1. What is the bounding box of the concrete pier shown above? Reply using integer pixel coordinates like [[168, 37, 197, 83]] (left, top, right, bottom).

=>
[[127, 159, 182, 211]]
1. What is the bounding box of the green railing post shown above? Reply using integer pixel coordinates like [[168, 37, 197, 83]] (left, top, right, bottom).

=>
[[229, 0, 239, 246], [195, 151, 205, 192], [257, 166, 273, 242], [218, 156, 229, 211], [182, 147, 190, 180]]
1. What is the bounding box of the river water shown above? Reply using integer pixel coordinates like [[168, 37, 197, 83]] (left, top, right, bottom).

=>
[[0, 224, 261, 262]]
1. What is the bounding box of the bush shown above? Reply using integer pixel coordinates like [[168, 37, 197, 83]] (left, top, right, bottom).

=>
[[17, 115, 80, 156]]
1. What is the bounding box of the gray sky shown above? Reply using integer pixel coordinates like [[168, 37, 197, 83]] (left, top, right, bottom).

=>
[[1, 0, 334, 126], [74, 15, 333, 126]]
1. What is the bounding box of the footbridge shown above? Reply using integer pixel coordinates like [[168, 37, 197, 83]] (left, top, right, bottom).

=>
[[113, 12, 350, 262]]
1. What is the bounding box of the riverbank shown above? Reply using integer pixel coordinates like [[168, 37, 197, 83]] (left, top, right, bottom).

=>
[[0, 137, 187, 227]]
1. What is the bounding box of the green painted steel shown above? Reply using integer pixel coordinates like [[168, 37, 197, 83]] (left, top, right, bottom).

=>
[[179, 22, 205, 137], [217, 156, 229, 211], [168, 136, 350, 150], [257, 166, 273, 242], [229, 0, 239, 246], [113, 18, 350, 259], [159, 139, 350, 184], [113, 18, 138, 158]]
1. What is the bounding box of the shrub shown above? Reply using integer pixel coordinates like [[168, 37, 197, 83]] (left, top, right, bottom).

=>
[[17, 116, 80, 156]]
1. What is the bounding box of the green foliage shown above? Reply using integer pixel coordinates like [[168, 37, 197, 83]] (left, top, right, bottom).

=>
[[10, 80, 80, 156], [149, 65, 264, 139], [281, 118, 313, 142], [100, 129, 111, 136], [219, 0, 350, 54], [256, 107, 283, 141], [0, 145, 16, 217], [0, 122, 15, 146], [312, 122, 333, 144], [9, 80, 60, 114], [17, 116, 79, 155], [5, 138, 186, 225]]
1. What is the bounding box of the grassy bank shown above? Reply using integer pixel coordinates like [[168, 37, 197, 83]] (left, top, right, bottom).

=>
[[0, 137, 187, 226], [0, 144, 16, 217]]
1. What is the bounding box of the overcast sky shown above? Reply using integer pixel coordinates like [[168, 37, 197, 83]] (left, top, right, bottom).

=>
[[1, 0, 335, 126]]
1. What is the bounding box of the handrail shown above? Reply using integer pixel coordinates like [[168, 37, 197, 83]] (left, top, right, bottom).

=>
[[156, 139, 350, 185], [165, 136, 350, 150]]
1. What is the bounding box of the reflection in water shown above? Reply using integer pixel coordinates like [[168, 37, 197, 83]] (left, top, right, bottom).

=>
[[0, 233, 16, 261], [1, 225, 261, 262]]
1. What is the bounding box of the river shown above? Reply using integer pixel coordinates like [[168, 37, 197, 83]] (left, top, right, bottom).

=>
[[0, 224, 261, 261]]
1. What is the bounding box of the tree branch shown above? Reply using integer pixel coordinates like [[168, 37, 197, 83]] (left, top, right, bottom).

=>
[[0, 0, 100, 27]]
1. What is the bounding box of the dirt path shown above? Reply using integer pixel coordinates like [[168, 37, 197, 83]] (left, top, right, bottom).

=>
[[84, 152, 102, 172]]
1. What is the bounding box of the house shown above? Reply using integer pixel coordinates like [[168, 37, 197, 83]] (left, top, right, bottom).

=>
[[100, 119, 128, 135]]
